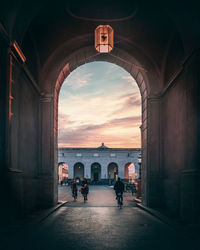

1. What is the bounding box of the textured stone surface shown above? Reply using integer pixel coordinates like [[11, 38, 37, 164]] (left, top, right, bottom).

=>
[[58, 185, 137, 207], [0, 186, 198, 250], [0, 1, 200, 222]]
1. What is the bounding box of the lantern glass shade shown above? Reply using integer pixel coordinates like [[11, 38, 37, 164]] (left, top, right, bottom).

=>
[[95, 25, 114, 53]]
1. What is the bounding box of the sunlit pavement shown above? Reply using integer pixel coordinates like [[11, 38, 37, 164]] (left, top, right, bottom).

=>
[[58, 185, 137, 207], [0, 185, 199, 250]]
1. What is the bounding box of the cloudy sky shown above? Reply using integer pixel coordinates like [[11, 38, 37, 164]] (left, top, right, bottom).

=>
[[58, 62, 141, 148]]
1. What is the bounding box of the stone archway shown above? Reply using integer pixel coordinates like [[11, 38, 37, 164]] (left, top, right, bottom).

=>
[[58, 162, 68, 185], [124, 162, 136, 183], [74, 162, 84, 181], [52, 48, 150, 205], [91, 163, 101, 183], [1, 1, 199, 221], [7, 6, 175, 211], [108, 162, 118, 184]]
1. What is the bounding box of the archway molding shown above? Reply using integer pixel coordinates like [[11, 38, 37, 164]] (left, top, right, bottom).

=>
[[91, 162, 101, 183], [73, 162, 84, 180], [124, 162, 136, 182], [108, 162, 119, 183], [38, 43, 162, 208]]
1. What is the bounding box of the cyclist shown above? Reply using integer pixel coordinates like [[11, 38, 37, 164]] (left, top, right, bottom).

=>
[[114, 177, 124, 206], [80, 183, 89, 203], [71, 179, 78, 200], [81, 177, 88, 186]]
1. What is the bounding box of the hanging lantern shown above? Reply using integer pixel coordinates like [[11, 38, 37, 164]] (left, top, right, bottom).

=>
[[95, 25, 114, 53]]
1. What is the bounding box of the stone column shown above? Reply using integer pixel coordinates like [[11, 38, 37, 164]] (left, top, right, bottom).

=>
[[84, 162, 91, 179], [68, 163, 74, 179], [38, 94, 58, 207], [118, 163, 125, 179], [101, 164, 107, 180], [145, 96, 161, 208]]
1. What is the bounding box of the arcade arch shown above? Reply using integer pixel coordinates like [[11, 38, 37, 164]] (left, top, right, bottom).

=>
[[1, 1, 198, 221], [52, 49, 149, 204], [124, 162, 136, 183], [74, 162, 84, 181], [7, 4, 171, 211], [108, 162, 118, 184], [91, 163, 101, 183], [58, 162, 68, 184]]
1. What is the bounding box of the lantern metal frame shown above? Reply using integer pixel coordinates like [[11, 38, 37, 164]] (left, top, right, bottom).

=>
[[95, 25, 114, 53]]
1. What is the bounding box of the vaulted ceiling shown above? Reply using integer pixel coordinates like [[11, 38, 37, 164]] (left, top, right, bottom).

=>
[[1, 0, 199, 92]]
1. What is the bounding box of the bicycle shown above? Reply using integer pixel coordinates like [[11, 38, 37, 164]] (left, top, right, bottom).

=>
[[117, 192, 123, 209], [83, 193, 87, 203], [80, 183, 89, 203]]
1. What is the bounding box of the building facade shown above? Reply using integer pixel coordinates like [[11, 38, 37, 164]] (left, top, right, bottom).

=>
[[58, 143, 141, 184]]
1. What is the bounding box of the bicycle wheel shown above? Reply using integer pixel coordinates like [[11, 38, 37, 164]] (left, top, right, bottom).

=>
[[73, 190, 77, 200], [120, 196, 123, 208], [117, 195, 122, 208], [117, 195, 120, 207]]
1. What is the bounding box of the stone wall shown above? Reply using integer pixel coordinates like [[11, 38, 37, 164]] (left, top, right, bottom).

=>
[[161, 52, 200, 220], [7, 55, 40, 214]]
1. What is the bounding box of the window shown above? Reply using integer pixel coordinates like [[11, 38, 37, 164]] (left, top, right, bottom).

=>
[[110, 153, 116, 157]]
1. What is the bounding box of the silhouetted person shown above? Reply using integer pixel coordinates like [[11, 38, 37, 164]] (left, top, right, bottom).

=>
[[81, 178, 88, 186], [71, 179, 78, 200], [114, 177, 125, 203], [80, 183, 89, 202]]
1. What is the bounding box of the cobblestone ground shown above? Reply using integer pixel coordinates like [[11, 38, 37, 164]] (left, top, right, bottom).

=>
[[0, 185, 199, 250]]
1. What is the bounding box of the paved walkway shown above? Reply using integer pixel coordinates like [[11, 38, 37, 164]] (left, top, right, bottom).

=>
[[0, 186, 199, 250], [58, 185, 136, 207]]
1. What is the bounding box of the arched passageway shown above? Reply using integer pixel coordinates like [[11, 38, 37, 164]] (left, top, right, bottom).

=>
[[1, 1, 199, 223], [74, 162, 84, 181], [108, 163, 118, 184], [58, 162, 68, 185], [55, 52, 148, 202], [91, 163, 101, 183], [124, 162, 136, 183]]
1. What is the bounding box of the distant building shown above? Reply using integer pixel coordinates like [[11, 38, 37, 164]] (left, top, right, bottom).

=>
[[58, 143, 141, 184]]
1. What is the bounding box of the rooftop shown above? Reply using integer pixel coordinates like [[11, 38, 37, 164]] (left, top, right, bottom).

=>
[[98, 143, 108, 149]]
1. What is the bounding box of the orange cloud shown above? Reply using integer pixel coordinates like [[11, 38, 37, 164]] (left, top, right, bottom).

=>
[[58, 116, 141, 148]]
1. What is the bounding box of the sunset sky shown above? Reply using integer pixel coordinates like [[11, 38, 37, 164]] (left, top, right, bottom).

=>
[[58, 62, 141, 148]]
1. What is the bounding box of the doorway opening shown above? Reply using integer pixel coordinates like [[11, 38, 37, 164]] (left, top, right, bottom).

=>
[[124, 162, 136, 183], [57, 59, 146, 202], [58, 162, 68, 185], [108, 162, 119, 185], [91, 163, 101, 183], [74, 162, 84, 183]]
